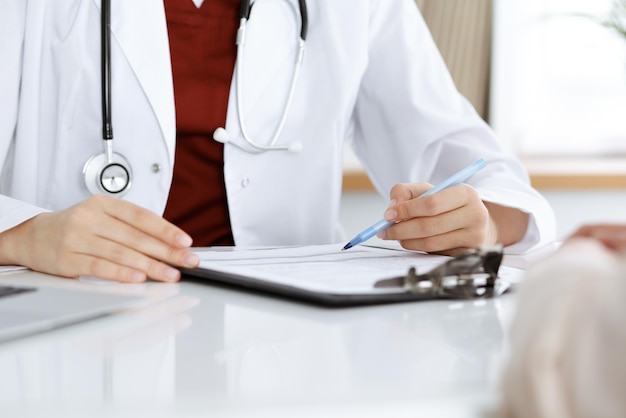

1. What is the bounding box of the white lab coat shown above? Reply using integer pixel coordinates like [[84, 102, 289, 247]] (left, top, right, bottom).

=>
[[0, 0, 555, 252]]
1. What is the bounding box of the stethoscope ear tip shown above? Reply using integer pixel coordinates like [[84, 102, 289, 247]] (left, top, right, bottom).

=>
[[213, 127, 230, 144], [213, 127, 302, 153], [288, 142, 303, 154]]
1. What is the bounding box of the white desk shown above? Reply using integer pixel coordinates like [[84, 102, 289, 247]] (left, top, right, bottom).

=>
[[0, 262, 530, 418]]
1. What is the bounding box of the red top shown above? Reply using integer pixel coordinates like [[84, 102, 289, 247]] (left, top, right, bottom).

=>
[[162, 0, 239, 246]]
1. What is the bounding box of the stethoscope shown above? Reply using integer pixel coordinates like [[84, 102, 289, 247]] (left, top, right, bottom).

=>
[[83, 0, 308, 197], [83, 0, 132, 196], [213, 0, 308, 153]]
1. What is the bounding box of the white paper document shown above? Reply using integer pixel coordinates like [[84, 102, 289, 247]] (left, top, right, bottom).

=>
[[193, 244, 524, 296]]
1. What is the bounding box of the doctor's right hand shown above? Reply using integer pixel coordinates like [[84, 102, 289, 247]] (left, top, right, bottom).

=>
[[0, 195, 200, 283]]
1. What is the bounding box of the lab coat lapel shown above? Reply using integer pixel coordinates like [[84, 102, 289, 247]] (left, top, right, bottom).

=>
[[95, 0, 176, 165]]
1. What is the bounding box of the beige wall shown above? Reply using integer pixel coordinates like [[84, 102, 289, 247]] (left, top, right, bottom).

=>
[[416, 0, 493, 120], [343, 0, 496, 186]]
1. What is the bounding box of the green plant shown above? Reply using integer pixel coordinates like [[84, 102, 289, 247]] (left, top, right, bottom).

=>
[[591, 0, 626, 41]]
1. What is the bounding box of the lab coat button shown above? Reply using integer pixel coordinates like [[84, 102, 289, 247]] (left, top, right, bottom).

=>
[[241, 177, 250, 188], [151, 163, 161, 173]]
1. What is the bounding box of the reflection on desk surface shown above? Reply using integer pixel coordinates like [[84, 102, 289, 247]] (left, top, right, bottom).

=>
[[0, 270, 518, 415]]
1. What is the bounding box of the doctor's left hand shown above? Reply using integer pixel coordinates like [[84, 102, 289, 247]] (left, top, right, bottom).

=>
[[378, 182, 529, 256], [0, 195, 200, 283]]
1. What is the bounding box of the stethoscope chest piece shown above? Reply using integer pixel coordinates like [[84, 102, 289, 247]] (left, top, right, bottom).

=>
[[83, 151, 132, 196]]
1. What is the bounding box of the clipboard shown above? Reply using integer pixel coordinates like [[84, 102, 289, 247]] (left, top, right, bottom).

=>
[[179, 244, 517, 307]]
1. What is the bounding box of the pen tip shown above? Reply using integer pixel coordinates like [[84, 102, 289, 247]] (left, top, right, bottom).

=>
[[342, 243, 353, 251]]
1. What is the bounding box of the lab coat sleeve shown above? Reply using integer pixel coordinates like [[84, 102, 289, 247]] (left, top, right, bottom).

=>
[[350, 0, 555, 253], [0, 0, 24, 168], [0, 1, 48, 233]]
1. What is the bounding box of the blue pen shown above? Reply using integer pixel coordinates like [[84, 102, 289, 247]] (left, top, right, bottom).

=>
[[341, 158, 487, 251]]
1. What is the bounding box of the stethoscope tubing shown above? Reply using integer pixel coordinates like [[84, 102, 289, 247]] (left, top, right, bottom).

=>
[[101, 0, 113, 142], [95, 0, 310, 187], [240, 0, 308, 40], [234, 0, 308, 153], [84, 0, 131, 196], [234, 26, 304, 151]]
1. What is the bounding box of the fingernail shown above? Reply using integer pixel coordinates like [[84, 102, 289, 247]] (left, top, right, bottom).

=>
[[164, 266, 180, 281], [384, 208, 397, 221], [184, 253, 200, 268], [376, 230, 387, 240], [176, 233, 193, 247]]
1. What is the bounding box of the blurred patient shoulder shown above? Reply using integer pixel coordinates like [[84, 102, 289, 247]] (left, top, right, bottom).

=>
[[499, 225, 626, 418]]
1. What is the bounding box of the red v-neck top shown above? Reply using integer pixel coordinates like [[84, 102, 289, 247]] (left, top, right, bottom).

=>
[[162, 0, 238, 246]]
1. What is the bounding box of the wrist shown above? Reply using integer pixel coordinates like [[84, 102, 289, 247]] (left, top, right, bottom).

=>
[[484, 202, 529, 247], [0, 215, 40, 266], [0, 227, 19, 265]]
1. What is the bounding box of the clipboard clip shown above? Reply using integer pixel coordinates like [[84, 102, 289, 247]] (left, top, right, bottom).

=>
[[374, 245, 505, 299]]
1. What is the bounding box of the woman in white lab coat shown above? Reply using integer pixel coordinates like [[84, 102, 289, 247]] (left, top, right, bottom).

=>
[[0, 0, 555, 283]]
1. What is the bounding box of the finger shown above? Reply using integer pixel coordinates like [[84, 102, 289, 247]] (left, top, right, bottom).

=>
[[71, 235, 183, 282], [90, 213, 199, 269], [388, 182, 432, 204], [95, 195, 193, 248], [569, 224, 626, 252], [570, 224, 624, 240], [384, 211, 463, 242], [388, 184, 475, 222], [383, 201, 490, 251], [54, 251, 148, 283], [396, 228, 475, 255], [385, 204, 488, 243]]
